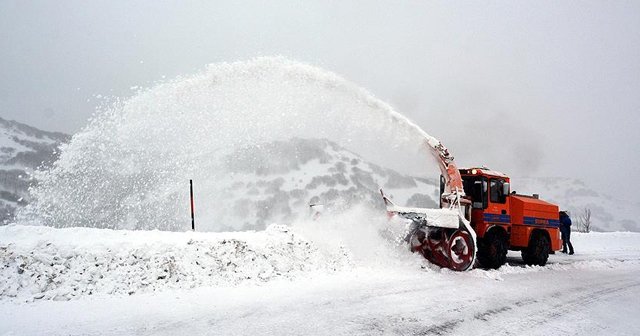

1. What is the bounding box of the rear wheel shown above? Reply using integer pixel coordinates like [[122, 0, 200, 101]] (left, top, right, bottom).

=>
[[477, 230, 508, 269], [522, 231, 550, 266]]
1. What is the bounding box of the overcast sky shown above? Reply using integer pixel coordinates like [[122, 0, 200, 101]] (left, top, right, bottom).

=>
[[1, 1, 639, 199]]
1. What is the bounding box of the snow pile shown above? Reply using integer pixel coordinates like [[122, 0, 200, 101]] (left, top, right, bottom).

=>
[[3, 217, 638, 302], [21, 57, 441, 231], [292, 206, 425, 271], [0, 224, 352, 302], [1, 205, 428, 303]]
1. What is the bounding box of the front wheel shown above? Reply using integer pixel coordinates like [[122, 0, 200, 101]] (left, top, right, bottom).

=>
[[477, 231, 508, 269], [521, 232, 550, 266]]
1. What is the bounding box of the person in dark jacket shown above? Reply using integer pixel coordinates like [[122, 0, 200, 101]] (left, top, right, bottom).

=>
[[559, 211, 574, 255]]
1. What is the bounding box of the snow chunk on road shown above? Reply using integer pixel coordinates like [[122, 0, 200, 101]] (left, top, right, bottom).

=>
[[0, 224, 352, 302]]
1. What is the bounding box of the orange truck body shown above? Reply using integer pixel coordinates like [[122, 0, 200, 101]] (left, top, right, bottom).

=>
[[460, 168, 562, 253]]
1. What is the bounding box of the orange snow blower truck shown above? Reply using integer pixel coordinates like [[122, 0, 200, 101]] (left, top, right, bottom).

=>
[[381, 136, 562, 271]]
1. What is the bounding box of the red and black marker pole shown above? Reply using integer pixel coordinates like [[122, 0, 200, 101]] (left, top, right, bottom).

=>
[[189, 179, 195, 231]]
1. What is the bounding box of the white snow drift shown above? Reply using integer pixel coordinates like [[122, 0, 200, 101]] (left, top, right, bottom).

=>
[[0, 224, 354, 302], [2, 219, 639, 303]]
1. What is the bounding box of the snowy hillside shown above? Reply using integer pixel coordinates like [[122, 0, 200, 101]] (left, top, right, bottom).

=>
[[3, 117, 635, 233], [513, 177, 640, 232], [0, 117, 68, 224], [211, 137, 438, 231], [213, 138, 639, 232], [1, 115, 633, 233]]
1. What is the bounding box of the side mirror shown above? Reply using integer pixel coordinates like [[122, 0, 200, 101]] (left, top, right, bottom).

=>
[[502, 182, 510, 195]]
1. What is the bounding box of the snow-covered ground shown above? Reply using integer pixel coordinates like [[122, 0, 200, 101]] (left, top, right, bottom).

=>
[[1, 222, 639, 335]]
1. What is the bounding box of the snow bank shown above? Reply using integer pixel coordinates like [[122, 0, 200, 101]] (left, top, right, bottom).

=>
[[0, 205, 421, 303], [0, 224, 351, 302], [571, 231, 640, 252], [4, 220, 636, 302]]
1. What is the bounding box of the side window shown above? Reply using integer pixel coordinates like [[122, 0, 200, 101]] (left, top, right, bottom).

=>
[[490, 179, 506, 204]]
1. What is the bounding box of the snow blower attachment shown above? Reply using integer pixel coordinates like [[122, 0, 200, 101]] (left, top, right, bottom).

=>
[[380, 137, 477, 271], [381, 190, 476, 271]]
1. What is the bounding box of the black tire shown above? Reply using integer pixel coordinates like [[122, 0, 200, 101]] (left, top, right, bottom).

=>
[[521, 231, 550, 266], [477, 230, 508, 269]]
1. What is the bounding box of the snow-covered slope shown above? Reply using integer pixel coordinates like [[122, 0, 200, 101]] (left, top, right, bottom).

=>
[[210, 137, 438, 231], [2, 116, 633, 233], [212, 139, 639, 232], [0, 117, 68, 224], [513, 177, 639, 232], [5, 123, 634, 233]]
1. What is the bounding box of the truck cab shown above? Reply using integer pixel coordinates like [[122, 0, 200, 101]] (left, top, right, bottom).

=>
[[442, 167, 562, 268]]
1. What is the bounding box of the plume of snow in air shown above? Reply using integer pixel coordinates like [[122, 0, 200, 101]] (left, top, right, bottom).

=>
[[20, 57, 440, 231]]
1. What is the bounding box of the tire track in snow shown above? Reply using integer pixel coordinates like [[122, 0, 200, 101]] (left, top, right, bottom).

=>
[[356, 272, 639, 336], [413, 275, 640, 336]]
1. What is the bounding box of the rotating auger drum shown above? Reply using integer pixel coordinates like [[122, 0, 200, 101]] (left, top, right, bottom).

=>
[[406, 222, 475, 271]]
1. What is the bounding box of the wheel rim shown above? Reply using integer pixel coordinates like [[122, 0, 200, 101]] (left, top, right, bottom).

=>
[[448, 230, 475, 271]]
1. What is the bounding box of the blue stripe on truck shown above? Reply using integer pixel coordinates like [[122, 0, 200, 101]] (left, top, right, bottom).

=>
[[524, 217, 560, 227], [482, 214, 559, 227], [483, 213, 511, 223]]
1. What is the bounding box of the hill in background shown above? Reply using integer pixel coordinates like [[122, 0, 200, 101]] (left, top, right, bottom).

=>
[[1, 117, 636, 232]]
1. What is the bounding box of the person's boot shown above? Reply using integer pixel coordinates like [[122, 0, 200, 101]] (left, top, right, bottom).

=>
[[569, 243, 574, 255]]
